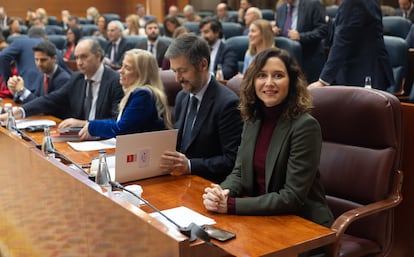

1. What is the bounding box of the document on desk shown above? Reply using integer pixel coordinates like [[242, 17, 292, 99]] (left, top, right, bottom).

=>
[[67, 138, 116, 151], [15, 119, 56, 129], [150, 206, 215, 229]]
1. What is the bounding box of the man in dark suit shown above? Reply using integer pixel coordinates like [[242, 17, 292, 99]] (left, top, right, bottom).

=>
[[7, 40, 71, 103], [0, 26, 71, 92], [135, 19, 169, 67], [103, 20, 135, 69], [274, 0, 328, 83], [399, 0, 414, 23], [0, 39, 124, 129], [199, 17, 238, 80], [309, 0, 394, 91], [160, 34, 243, 183]]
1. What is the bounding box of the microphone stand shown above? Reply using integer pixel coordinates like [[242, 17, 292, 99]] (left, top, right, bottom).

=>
[[110, 180, 211, 243]]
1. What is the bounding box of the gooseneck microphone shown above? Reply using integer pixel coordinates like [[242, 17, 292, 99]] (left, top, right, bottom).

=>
[[110, 181, 211, 243]]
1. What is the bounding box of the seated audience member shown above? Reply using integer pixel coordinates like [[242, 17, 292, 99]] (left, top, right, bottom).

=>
[[0, 27, 71, 92], [63, 25, 82, 61], [0, 39, 124, 128], [25, 8, 37, 27], [273, 0, 328, 83], [123, 14, 143, 36], [67, 15, 80, 28], [237, 0, 253, 26], [79, 49, 172, 140], [136, 4, 152, 27], [243, 19, 275, 74], [60, 9, 71, 30], [203, 48, 334, 230], [399, 0, 414, 23], [199, 17, 238, 80], [163, 15, 181, 38], [35, 8, 48, 25], [103, 20, 135, 69], [93, 15, 108, 39], [406, 24, 414, 48], [4, 17, 21, 38], [183, 5, 202, 22], [161, 26, 189, 70], [7, 40, 71, 103], [0, 6, 9, 32], [86, 6, 100, 24], [160, 34, 243, 183], [215, 2, 235, 22], [135, 19, 169, 67], [243, 7, 262, 35]]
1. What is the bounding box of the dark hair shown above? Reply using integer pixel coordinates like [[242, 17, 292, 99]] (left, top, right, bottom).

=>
[[68, 15, 79, 24], [145, 18, 158, 29], [28, 26, 47, 38], [240, 47, 312, 122], [32, 40, 57, 57], [199, 17, 223, 39], [163, 15, 181, 37], [67, 25, 82, 44], [165, 33, 210, 66]]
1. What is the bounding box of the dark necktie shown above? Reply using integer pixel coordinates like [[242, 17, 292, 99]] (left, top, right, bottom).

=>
[[111, 43, 117, 62], [283, 4, 294, 37], [43, 75, 49, 95], [149, 43, 154, 54], [83, 79, 93, 120], [180, 96, 198, 152]]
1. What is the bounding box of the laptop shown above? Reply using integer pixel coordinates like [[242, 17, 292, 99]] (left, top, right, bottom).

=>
[[91, 129, 178, 183]]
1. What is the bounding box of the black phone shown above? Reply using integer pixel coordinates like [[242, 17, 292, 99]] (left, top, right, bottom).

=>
[[202, 225, 236, 242]]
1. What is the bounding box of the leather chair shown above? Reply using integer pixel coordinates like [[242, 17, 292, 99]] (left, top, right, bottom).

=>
[[226, 75, 242, 97], [45, 25, 64, 35], [224, 35, 249, 73], [82, 36, 108, 50], [382, 16, 412, 39], [80, 24, 99, 36], [48, 34, 67, 50], [47, 16, 59, 26], [261, 9, 275, 21], [159, 69, 182, 121], [102, 13, 121, 23], [182, 22, 200, 35], [310, 86, 403, 257], [326, 5, 339, 20], [383, 35, 409, 94], [275, 37, 303, 67], [124, 35, 147, 46], [222, 22, 243, 39]]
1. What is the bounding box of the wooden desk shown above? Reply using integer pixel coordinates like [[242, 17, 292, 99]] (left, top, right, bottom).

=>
[[0, 124, 336, 257]]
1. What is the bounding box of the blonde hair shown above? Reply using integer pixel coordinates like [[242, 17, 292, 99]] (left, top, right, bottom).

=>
[[120, 49, 173, 129], [247, 19, 275, 56], [125, 14, 140, 35], [35, 8, 48, 25]]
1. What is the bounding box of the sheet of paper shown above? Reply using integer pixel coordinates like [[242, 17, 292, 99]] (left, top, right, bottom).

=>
[[16, 119, 56, 129], [150, 206, 215, 229], [67, 138, 116, 151]]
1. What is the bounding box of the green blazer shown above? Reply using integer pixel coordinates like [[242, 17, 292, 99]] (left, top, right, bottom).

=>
[[220, 112, 334, 227]]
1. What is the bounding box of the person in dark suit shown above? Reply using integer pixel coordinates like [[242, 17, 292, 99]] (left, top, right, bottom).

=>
[[406, 23, 414, 47], [273, 0, 328, 83], [79, 49, 173, 140], [103, 20, 135, 69], [7, 40, 71, 103], [309, 0, 394, 91], [0, 39, 124, 129], [203, 48, 334, 229], [0, 26, 72, 92], [135, 19, 169, 68], [160, 34, 243, 183], [214, 3, 235, 22], [398, 0, 414, 23], [199, 17, 238, 80]]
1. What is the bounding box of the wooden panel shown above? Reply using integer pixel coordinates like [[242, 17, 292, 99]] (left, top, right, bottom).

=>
[[390, 103, 414, 256]]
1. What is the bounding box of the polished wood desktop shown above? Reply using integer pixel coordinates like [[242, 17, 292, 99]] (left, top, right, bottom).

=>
[[0, 111, 337, 257]]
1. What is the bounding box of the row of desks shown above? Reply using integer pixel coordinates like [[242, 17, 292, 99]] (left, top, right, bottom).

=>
[[0, 102, 336, 256]]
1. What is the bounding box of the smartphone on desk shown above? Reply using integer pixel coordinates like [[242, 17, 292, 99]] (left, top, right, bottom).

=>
[[202, 225, 236, 242]]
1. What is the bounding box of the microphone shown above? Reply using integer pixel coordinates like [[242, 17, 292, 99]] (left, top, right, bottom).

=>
[[49, 149, 93, 178], [11, 126, 42, 149], [110, 180, 211, 243]]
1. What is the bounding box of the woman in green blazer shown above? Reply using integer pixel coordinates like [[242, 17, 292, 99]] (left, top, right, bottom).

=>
[[203, 48, 333, 228]]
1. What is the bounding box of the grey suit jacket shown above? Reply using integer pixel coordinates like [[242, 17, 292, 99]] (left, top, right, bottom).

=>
[[221, 113, 333, 227], [174, 77, 243, 183], [23, 66, 124, 120], [135, 38, 170, 67]]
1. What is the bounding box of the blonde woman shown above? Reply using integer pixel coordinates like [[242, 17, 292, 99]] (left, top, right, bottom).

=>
[[242, 19, 275, 74], [79, 49, 172, 139], [35, 8, 48, 25], [123, 14, 142, 36]]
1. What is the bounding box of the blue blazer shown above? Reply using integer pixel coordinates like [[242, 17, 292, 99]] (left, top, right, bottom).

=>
[[320, 0, 394, 90], [0, 38, 72, 92], [22, 66, 124, 120], [174, 77, 243, 183], [17, 66, 71, 103], [88, 88, 165, 138], [214, 41, 238, 80], [221, 113, 333, 227]]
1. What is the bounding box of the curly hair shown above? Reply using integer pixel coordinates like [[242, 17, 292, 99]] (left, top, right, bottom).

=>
[[239, 47, 312, 122]]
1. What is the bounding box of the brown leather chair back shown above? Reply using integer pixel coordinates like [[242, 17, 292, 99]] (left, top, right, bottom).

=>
[[310, 86, 402, 257], [160, 70, 182, 122]]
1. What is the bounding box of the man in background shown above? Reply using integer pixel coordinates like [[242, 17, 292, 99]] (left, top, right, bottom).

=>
[[7, 40, 71, 103], [103, 20, 135, 69]]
